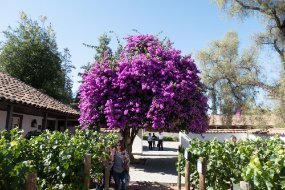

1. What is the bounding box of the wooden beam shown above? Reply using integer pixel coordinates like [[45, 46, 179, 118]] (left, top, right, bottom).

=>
[[24, 173, 37, 190], [42, 112, 48, 130], [5, 105, 13, 130], [185, 150, 190, 190], [198, 157, 207, 190], [64, 117, 67, 131], [83, 154, 92, 189]]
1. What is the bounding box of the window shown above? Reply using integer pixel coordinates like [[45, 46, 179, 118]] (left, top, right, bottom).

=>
[[11, 114, 23, 129], [46, 120, 56, 131]]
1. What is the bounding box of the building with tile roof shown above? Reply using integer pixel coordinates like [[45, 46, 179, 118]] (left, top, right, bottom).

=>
[[0, 72, 79, 135], [209, 114, 281, 128]]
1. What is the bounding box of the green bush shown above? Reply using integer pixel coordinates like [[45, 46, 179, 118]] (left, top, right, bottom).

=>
[[143, 135, 178, 141], [0, 128, 117, 189], [25, 130, 42, 140], [177, 138, 285, 190], [0, 129, 35, 189]]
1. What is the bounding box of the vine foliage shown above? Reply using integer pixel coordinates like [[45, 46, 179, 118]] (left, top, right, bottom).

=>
[[0, 128, 117, 189], [177, 138, 285, 190]]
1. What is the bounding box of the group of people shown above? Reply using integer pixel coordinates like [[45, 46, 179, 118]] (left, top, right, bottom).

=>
[[147, 132, 164, 151]]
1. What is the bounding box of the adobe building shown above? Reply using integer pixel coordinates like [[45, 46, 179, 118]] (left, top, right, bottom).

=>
[[0, 72, 79, 135]]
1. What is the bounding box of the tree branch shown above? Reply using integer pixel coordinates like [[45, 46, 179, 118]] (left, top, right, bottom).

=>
[[235, 0, 263, 12], [273, 39, 284, 57], [243, 80, 276, 95], [235, 0, 283, 30], [271, 9, 282, 29]]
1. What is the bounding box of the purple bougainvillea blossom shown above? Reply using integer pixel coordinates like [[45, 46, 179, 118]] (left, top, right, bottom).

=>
[[79, 34, 208, 133]]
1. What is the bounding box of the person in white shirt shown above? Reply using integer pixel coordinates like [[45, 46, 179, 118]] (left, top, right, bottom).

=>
[[158, 132, 164, 150], [147, 133, 153, 150]]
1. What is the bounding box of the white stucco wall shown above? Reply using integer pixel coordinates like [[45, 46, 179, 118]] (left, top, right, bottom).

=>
[[0, 110, 7, 130], [132, 129, 143, 154], [0, 111, 42, 135], [21, 114, 43, 136], [179, 132, 191, 149], [0, 111, 63, 136], [247, 134, 272, 140], [186, 133, 248, 142], [180, 132, 285, 148]]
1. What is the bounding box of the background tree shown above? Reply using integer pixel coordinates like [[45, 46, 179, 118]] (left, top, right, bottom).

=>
[[213, 0, 285, 68], [198, 32, 265, 115], [61, 48, 75, 103], [273, 76, 285, 124], [79, 33, 114, 77], [79, 34, 208, 160], [213, 0, 285, 125], [0, 12, 74, 103], [75, 32, 123, 104]]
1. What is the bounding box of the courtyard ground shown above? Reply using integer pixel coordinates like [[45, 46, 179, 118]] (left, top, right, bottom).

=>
[[127, 141, 185, 189]]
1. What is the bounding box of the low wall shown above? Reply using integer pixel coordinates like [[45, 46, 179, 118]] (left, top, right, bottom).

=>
[[179, 131, 285, 148], [132, 129, 143, 154]]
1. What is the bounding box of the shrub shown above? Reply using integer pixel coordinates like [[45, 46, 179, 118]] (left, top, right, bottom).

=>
[[177, 138, 285, 189], [0, 128, 117, 189], [143, 135, 178, 141]]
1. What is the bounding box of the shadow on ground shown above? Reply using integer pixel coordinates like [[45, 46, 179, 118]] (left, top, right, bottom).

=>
[[142, 145, 177, 152], [131, 157, 178, 176], [128, 181, 177, 190], [131, 158, 147, 165]]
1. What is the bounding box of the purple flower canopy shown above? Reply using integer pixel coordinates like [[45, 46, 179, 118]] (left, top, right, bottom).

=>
[[79, 34, 208, 133]]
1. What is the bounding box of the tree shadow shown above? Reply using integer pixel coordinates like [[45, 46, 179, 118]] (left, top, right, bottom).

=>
[[131, 158, 147, 165], [130, 157, 178, 176], [142, 145, 178, 152], [128, 181, 176, 190]]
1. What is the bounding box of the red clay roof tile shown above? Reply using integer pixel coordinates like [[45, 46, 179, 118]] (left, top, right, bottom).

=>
[[0, 72, 79, 116]]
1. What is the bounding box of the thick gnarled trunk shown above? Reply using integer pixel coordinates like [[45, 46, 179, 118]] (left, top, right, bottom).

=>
[[121, 128, 139, 163]]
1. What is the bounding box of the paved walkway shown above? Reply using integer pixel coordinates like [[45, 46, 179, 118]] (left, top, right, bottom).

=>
[[139, 141, 179, 156], [128, 141, 185, 189]]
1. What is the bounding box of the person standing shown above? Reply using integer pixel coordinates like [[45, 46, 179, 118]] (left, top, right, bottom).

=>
[[147, 133, 153, 150], [158, 132, 164, 150], [110, 141, 130, 190], [152, 133, 157, 148]]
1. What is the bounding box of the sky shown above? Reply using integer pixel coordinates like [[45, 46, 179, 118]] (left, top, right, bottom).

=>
[[0, 0, 281, 95]]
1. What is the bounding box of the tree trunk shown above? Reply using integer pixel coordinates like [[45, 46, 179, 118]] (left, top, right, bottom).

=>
[[281, 27, 285, 70], [211, 84, 218, 114], [282, 52, 285, 71], [121, 128, 139, 163]]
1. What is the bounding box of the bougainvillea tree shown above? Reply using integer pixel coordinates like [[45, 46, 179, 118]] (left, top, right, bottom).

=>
[[79, 34, 208, 158]]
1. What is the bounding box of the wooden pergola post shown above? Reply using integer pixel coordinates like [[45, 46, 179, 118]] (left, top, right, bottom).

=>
[[64, 116, 68, 131], [24, 173, 37, 190], [198, 157, 207, 190], [42, 112, 48, 130], [240, 181, 254, 190], [84, 153, 92, 189], [104, 165, 110, 189], [185, 150, 190, 190], [177, 145, 182, 190], [5, 104, 13, 130]]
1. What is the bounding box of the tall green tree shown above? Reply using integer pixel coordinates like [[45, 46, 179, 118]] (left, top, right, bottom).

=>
[[197, 32, 269, 115], [80, 33, 113, 76], [61, 48, 75, 103], [0, 12, 74, 103], [213, 0, 285, 68]]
